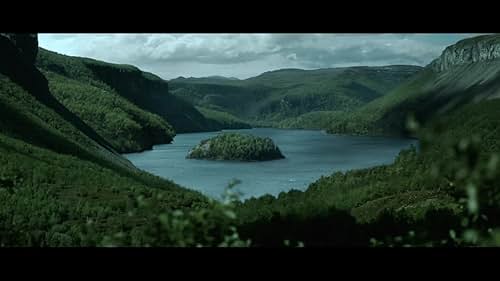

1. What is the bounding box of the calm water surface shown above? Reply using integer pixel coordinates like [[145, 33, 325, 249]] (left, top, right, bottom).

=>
[[125, 128, 417, 200]]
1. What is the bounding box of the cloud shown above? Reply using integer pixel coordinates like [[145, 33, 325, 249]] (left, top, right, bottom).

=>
[[38, 33, 478, 79]]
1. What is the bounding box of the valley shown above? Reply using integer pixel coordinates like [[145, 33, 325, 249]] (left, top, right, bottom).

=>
[[1, 33, 500, 247], [169, 65, 422, 127]]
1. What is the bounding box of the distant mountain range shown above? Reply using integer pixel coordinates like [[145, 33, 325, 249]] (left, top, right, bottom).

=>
[[166, 34, 500, 137], [173, 75, 240, 81], [2, 33, 500, 246], [169, 65, 423, 127]]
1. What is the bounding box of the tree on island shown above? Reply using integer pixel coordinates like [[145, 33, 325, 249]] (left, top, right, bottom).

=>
[[187, 133, 285, 161]]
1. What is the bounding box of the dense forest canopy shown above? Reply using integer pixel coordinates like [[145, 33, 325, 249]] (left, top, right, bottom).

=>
[[36, 48, 252, 148], [187, 133, 284, 161], [1, 33, 500, 247]]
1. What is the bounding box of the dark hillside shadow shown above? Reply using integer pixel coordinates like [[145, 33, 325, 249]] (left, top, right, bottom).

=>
[[0, 36, 117, 155]]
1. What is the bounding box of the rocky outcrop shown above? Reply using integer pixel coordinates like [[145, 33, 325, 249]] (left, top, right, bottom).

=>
[[0, 33, 46, 93], [429, 34, 500, 72], [0, 33, 38, 64], [84, 61, 218, 133]]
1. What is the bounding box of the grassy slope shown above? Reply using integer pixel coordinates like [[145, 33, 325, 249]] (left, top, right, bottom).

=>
[[3, 33, 499, 247], [236, 35, 500, 245], [43, 70, 175, 153], [170, 66, 422, 126], [36, 48, 225, 138], [326, 55, 500, 136], [0, 74, 209, 245], [325, 69, 438, 135], [236, 98, 500, 246], [196, 106, 251, 129]]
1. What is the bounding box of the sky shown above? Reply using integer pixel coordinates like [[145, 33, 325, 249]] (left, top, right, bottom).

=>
[[38, 33, 480, 80]]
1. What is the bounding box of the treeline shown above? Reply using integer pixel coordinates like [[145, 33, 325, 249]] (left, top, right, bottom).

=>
[[234, 99, 500, 246], [1, 35, 249, 247], [0, 74, 219, 246], [187, 133, 284, 161], [37, 48, 249, 136], [44, 70, 175, 153], [170, 66, 421, 127], [196, 106, 251, 130], [2, 77, 499, 246]]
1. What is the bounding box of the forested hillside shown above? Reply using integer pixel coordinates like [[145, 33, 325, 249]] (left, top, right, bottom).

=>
[[326, 35, 500, 136], [170, 66, 422, 126], [187, 133, 284, 161], [233, 35, 500, 246], [42, 69, 175, 153], [235, 97, 500, 246], [2, 33, 500, 247], [36, 48, 249, 151], [0, 33, 243, 246]]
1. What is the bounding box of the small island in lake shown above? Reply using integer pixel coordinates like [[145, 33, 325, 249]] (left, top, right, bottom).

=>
[[186, 133, 285, 161]]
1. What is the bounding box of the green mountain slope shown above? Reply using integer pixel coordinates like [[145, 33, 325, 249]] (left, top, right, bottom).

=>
[[234, 35, 500, 246], [36, 48, 235, 139], [3, 33, 500, 247], [327, 34, 500, 136], [42, 69, 175, 153], [236, 97, 500, 246], [0, 34, 212, 246], [170, 65, 422, 126]]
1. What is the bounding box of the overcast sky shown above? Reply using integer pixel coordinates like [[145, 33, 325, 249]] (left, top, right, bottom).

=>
[[38, 33, 479, 80]]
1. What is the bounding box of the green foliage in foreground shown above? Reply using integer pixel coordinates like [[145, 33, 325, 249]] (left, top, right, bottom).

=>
[[234, 99, 500, 247], [0, 131, 212, 246], [3, 37, 500, 246], [187, 133, 285, 161], [99, 180, 250, 247], [0, 72, 230, 246], [2, 66, 500, 246]]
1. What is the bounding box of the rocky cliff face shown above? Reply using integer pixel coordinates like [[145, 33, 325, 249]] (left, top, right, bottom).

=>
[[430, 34, 500, 72], [83, 62, 170, 103], [0, 33, 38, 64], [83, 61, 219, 133], [0, 33, 45, 92]]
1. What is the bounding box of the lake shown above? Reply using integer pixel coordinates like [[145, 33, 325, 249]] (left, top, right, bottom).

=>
[[124, 128, 418, 200]]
